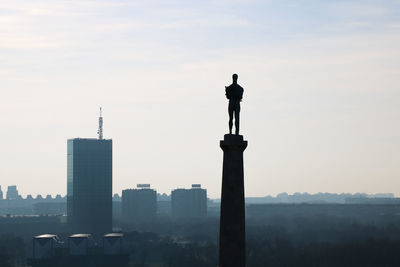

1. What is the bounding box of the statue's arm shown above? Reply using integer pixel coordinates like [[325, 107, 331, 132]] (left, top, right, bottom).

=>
[[225, 86, 230, 99]]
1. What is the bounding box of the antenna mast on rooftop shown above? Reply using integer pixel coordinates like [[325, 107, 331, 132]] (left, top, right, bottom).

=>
[[98, 107, 103, 140]]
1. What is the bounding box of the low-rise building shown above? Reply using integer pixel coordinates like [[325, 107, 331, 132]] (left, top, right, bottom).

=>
[[171, 184, 207, 220], [121, 184, 157, 224]]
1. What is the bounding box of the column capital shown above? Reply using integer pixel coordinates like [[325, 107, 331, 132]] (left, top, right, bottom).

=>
[[220, 134, 248, 151]]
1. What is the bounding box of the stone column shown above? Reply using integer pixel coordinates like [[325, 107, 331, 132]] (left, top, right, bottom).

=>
[[219, 134, 247, 267]]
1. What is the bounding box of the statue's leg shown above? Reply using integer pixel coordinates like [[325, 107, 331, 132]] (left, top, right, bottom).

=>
[[228, 102, 233, 134], [235, 104, 240, 135]]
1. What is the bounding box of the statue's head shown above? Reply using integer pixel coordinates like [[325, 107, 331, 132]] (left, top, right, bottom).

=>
[[232, 73, 238, 83]]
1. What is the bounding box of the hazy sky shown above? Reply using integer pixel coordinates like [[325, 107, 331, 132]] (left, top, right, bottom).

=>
[[1, 0, 399, 198]]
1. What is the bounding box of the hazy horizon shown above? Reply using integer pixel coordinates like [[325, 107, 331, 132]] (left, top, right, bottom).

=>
[[1, 0, 399, 198], [0, 188, 396, 199]]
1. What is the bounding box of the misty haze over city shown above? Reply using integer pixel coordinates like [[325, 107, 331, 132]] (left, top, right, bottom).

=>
[[1, 0, 399, 198], [1, 0, 400, 266]]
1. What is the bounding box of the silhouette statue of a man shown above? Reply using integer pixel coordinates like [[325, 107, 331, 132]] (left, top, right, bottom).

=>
[[225, 73, 244, 135]]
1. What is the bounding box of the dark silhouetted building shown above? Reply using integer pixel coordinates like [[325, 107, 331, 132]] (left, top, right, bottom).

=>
[[171, 184, 207, 220], [69, 234, 94, 255], [28, 233, 128, 267], [32, 234, 63, 260], [121, 184, 157, 224], [67, 138, 112, 233], [103, 233, 124, 255]]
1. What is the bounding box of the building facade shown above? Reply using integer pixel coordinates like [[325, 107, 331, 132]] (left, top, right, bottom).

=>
[[171, 184, 207, 220], [6, 185, 19, 200], [67, 138, 112, 233], [121, 185, 157, 224]]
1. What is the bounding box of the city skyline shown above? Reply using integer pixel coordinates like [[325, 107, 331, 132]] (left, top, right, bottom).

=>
[[0, 183, 397, 200], [1, 0, 400, 198]]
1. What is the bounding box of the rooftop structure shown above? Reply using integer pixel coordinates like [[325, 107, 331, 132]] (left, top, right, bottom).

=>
[[103, 233, 124, 255], [32, 234, 62, 259], [68, 234, 94, 255]]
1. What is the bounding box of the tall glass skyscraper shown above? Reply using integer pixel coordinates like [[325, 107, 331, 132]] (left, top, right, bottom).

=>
[[67, 138, 112, 233]]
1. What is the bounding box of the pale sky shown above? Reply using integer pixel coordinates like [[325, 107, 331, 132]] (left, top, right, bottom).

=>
[[0, 0, 399, 198]]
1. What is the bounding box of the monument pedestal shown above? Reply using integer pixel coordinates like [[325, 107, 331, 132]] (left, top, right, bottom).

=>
[[219, 134, 247, 267]]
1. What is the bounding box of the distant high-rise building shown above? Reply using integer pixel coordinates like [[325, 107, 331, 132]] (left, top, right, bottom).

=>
[[171, 184, 207, 220], [6, 185, 19, 200], [121, 184, 157, 224], [171, 189, 189, 219], [67, 109, 112, 233], [67, 138, 112, 233], [0, 186, 3, 200]]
